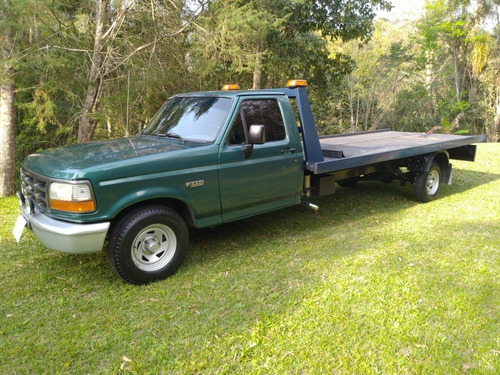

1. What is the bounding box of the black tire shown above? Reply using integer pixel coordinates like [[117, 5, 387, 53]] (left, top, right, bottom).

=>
[[413, 162, 442, 203], [107, 205, 188, 285]]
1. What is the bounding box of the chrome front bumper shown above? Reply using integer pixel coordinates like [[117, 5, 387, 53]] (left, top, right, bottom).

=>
[[19, 201, 110, 254]]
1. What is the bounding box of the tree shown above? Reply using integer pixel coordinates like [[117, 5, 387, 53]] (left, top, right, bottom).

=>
[[1, 0, 20, 197], [9, 0, 208, 169], [414, 0, 500, 137], [0, 85, 16, 197], [191, 0, 279, 90], [12, 1, 92, 164], [78, 0, 137, 143], [330, 19, 415, 133], [77, 0, 206, 142], [88, 0, 207, 139], [192, 0, 391, 91], [483, 0, 500, 141]]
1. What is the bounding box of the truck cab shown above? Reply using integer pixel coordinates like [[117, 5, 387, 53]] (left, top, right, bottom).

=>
[[16, 84, 306, 284]]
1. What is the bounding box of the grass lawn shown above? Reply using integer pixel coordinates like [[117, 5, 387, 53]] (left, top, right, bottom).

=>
[[1, 143, 499, 374]]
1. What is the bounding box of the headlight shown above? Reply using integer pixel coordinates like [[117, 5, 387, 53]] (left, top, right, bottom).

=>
[[49, 181, 96, 213]]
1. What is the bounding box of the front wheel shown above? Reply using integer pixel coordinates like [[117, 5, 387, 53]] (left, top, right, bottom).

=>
[[413, 162, 442, 203], [107, 205, 188, 284]]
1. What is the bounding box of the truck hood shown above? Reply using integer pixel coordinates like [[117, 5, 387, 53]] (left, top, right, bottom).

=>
[[23, 136, 192, 178]]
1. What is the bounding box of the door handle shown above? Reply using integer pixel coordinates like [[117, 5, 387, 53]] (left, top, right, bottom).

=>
[[281, 147, 296, 154]]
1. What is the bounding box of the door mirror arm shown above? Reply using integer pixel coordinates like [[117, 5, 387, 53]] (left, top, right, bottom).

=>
[[242, 144, 254, 159]]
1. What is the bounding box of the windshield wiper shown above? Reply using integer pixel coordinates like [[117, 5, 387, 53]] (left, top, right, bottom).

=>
[[154, 132, 186, 143]]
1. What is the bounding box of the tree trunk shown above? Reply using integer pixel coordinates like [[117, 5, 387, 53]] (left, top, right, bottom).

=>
[[78, 83, 102, 143], [252, 52, 262, 90], [425, 49, 434, 116], [77, 0, 109, 143], [348, 74, 355, 132], [490, 86, 500, 143], [452, 50, 461, 102], [0, 84, 16, 197]]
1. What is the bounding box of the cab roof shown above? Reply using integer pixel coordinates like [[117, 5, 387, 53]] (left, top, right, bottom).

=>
[[172, 88, 288, 98]]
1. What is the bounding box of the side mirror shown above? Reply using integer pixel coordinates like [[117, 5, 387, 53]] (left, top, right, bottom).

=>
[[242, 125, 266, 159], [248, 124, 265, 144]]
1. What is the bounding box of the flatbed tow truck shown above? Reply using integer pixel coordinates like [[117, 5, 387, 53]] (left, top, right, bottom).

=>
[[14, 80, 486, 284]]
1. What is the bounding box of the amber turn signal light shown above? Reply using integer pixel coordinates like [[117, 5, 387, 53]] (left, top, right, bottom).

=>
[[50, 199, 96, 213]]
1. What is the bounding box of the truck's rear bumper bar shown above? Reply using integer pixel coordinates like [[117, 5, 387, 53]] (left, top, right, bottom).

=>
[[20, 203, 110, 254]]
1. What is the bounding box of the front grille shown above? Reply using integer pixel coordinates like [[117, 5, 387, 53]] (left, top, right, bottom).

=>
[[20, 168, 49, 211]]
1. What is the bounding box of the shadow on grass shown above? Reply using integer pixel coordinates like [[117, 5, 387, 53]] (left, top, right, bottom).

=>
[[187, 184, 410, 269], [22, 165, 497, 290], [445, 167, 500, 193], [49, 166, 499, 284], [185, 166, 499, 272]]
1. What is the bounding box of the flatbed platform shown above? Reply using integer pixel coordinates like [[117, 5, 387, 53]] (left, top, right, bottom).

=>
[[308, 130, 487, 174]]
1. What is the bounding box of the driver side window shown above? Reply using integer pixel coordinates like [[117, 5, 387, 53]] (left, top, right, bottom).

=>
[[227, 99, 286, 145]]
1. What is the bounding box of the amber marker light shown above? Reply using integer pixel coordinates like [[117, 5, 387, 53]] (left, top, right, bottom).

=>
[[285, 79, 308, 88], [221, 84, 241, 91]]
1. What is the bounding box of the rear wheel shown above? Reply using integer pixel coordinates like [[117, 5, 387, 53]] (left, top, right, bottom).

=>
[[413, 162, 441, 203], [107, 205, 188, 284]]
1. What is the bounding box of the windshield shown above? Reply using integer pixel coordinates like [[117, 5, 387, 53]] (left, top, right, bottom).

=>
[[142, 96, 232, 143]]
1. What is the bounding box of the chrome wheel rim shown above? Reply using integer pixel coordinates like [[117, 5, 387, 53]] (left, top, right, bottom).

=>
[[131, 224, 177, 272], [426, 170, 440, 196]]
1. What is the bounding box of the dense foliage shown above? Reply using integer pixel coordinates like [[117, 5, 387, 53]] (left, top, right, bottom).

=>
[[1, 0, 498, 191]]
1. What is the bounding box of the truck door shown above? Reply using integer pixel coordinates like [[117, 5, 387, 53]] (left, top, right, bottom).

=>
[[219, 97, 303, 221]]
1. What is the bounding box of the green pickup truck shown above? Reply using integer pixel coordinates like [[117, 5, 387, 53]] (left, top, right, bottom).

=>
[[15, 80, 486, 284]]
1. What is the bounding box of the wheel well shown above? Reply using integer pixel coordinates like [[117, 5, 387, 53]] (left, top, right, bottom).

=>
[[111, 198, 197, 229], [433, 152, 450, 170], [432, 152, 452, 184], [406, 152, 449, 173]]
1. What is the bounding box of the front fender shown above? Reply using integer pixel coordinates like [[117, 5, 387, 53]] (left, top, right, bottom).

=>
[[103, 186, 194, 220]]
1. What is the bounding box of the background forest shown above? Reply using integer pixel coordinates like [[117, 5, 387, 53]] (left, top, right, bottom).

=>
[[1, 0, 499, 197]]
